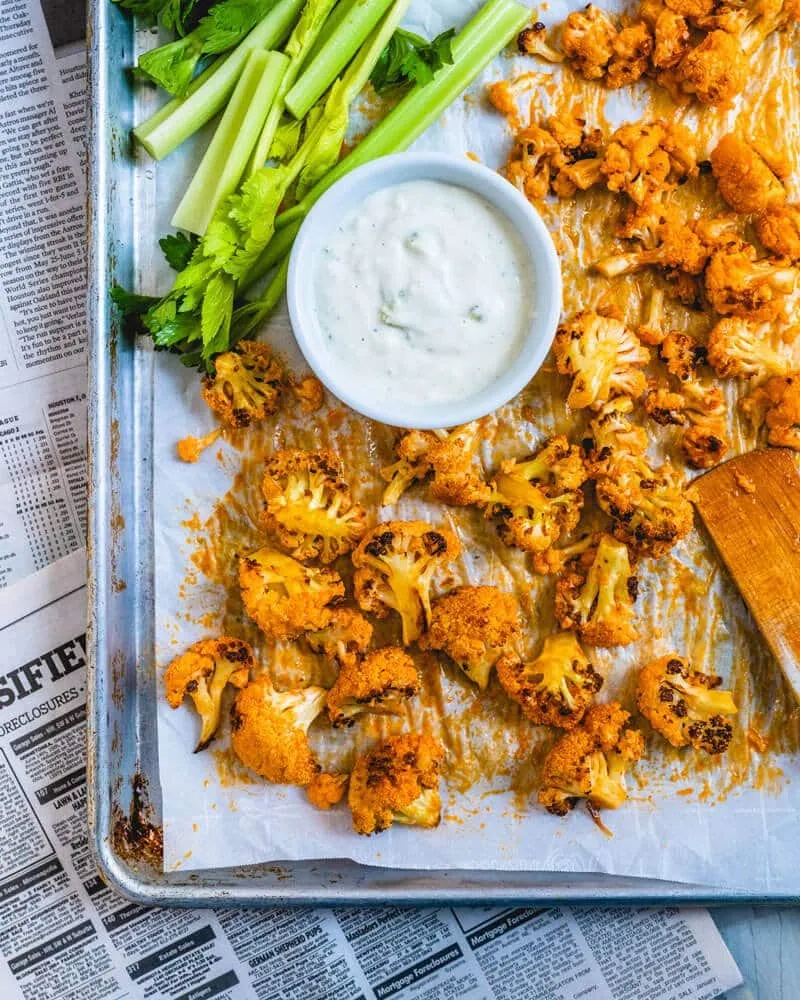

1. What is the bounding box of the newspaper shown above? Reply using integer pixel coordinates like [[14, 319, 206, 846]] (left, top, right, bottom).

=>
[[0, 1, 750, 997], [0, 557, 744, 1000]]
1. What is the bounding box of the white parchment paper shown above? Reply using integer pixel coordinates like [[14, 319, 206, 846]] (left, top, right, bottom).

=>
[[146, 0, 800, 887]]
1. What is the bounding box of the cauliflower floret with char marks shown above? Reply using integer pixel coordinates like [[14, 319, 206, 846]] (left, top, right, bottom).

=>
[[651, 7, 691, 67], [560, 5, 618, 78], [595, 206, 709, 277], [605, 23, 654, 88], [200, 341, 282, 428], [710, 134, 786, 215], [659, 330, 707, 382], [348, 733, 445, 835], [601, 120, 697, 204], [681, 380, 730, 468], [380, 423, 490, 508], [261, 449, 367, 564], [326, 647, 420, 728], [517, 21, 564, 61], [164, 637, 253, 751], [239, 548, 344, 640], [505, 116, 605, 202], [418, 586, 521, 690], [538, 702, 645, 815], [553, 311, 650, 409], [306, 607, 373, 668], [704, 247, 797, 321], [230, 678, 327, 785], [643, 384, 687, 425], [306, 772, 348, 810], [741, 373, 800, 449], [707, 318, 790, 378], [497, 632, 602, 728], [755, 204, 800, 262], [675, 31, 747, 106], [353, 521, 461, 646], [554, 534, 639, 646], [583, 397, 649, 478], [637, 654, 737, 753]]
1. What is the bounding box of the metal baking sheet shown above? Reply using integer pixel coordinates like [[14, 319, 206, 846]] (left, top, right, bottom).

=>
[[85, 0, 800, 907]]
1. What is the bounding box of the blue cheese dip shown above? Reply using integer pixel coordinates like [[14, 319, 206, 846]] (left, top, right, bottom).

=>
[[313, 178, 534, 407]]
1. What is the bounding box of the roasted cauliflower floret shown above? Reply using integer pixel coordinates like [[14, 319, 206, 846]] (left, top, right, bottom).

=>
[[230, 677, 327, 785], [637, 654, 737, 753], [532, 534, 596, 576], [560, 5, 618, 78], [704, 247, 797, 321], [291, 375, 325, 413], [517, 21, 564, 61], [583, 397, 649, 478], [675, 30, 747, 105], [239, 548, 344, 640], [306, 771, 348, 810], [595, 206, 709, 277], [681, 380, 730, 468], [601, 120, 698, 204], [643, 384, 686, 425], [554, 534, 639, 646], [710, 134, 786, 215], [484, 437, 587, 554], [538, 702, 645, 815], [261, 449, 367, 564], [497, 632, 602, 728], [741, 373, 800, 449], [200, 341, 282, 428], [707, 318, 790, 379], [306, 607, 373, 667], [418, 585, 521, 689], [506, 115, 605, 202], [380, 423, 490, 508], [348, 733, 445, 835], [164, 637, 253, 751], [659, 330, 707, 382], [650, 7, 691, 68], [553, 311, 649, 409], [353, 521, 461, 645], [326, 647, 420, 728], [755, 204, 800, 262]]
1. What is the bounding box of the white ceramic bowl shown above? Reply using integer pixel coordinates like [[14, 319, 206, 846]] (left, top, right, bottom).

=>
[[286, 152, 561, 429]]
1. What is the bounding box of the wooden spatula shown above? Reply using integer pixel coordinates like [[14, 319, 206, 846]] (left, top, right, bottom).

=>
[[690, 448, 800, 703]]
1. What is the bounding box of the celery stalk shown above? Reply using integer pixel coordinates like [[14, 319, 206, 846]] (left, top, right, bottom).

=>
[[172, 50, 289, 235], [246, 0, 339, 177], [231, 256, 291, 343], [133, 0, 304, 160], [240, 217, 301, 289], [284, 0, 395, 121], [302, 0, 360, 69], [277, 0, 529, 228]]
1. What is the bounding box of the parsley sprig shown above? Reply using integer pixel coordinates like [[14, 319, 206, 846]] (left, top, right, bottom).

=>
[[370, 27, 455, 94]]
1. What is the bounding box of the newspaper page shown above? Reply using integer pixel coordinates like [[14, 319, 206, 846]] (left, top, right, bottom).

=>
[[0, 566, 744, 999], [0, 0, 87, 590]]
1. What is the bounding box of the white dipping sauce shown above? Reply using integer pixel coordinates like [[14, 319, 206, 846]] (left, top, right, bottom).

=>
[[313, 179, 533, 407]]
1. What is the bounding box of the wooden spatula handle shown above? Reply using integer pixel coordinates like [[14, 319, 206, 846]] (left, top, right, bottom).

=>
[[691, 449, 800, 703]]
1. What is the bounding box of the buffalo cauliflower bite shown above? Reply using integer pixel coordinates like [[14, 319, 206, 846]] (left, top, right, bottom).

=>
[[583, 397, 649, 478], [348, 732, 446, 835], [230, 677, 327, 785], [326, 647, 420, 727], [505, 115, 605, 202], [710, 134, 786, 215], [601, 120, 698, 204], [291, 375, 325, 413], [497, 632, 602, 728], [517, 21, 564, 61], [164, 637, 253, 751], [595, 207, 709, 277], [675, 31, 747, 105], [755, 204, 800, 262], [200, 341, 282, 428], [532, 534, 596, 575], [239, 548, 344, 640], [707, 318, 790, 379], [704, 247, 798, 322], [484, 437, 587, 554], [418, 585, 521, 689], [553, 311, 649, 409], [380, 423, 490, 508], [538, 702, 645, 815], [741, 373, 800, 448], [637, 654, 737, 753], [659, 330, 707, 382], [561, 6, 653, 87], [650, 7, 691, 68], [643, 384, 687, 425], [261, 449, 367, 564], [306, 607, 373, 668], [353, 521, 461, 645], [680, 380, 730, 468], [306, 772, 348, 810], [554, 534, 639, 646]]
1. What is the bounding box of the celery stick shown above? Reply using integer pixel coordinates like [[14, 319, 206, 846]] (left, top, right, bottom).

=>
[[240, 217, 301, 289], [231, 256, 291, 342], [284, 0, 395, 120], [278, 0, 529, 228], [133, 0, 304, 160], [302, 0, 360, 69], [172, 50, 289, 234], [246, 0, 338, 177]]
